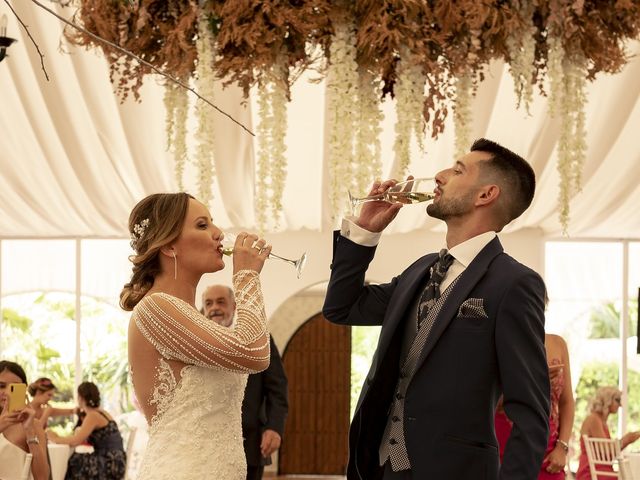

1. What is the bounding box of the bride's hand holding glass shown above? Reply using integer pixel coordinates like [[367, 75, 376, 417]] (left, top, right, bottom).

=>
[[222, 232, 271, 274], [220, 233, 308, 278]]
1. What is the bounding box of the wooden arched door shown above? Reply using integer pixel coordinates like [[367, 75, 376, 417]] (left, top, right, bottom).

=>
[[278, 313, 351, 475]]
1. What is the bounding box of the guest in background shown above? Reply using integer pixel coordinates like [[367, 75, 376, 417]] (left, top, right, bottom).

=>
[[575, 386, 640, 480], [202, 284, 288, 480], [0, 360, 50, 480], [28, 377, 77, 427], [495, 333, 575, 478], [48, 381, 126, 480]]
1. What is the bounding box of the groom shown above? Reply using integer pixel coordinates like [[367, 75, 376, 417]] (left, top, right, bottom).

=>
[[323, 138, 550, 479]]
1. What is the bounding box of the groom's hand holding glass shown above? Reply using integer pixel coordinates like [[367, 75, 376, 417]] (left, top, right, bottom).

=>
[[355, 179, 405, 233], [355, 176, 436, 233]]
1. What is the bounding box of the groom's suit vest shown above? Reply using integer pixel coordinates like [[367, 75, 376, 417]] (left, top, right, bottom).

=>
[[379, 274, 461, 471]]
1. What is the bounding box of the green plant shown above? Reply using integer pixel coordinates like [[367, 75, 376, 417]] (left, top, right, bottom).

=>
[[1, 292, 134, 416], [589, 300, 638, 339], [2, 308, 32, 331], [85, 351, 132, 412], [350, 325, 381, 419]]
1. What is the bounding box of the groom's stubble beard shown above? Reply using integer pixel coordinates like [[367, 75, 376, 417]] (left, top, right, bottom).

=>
[[427, 189, 476, 221]]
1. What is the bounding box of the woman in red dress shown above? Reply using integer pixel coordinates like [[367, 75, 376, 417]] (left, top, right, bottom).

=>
[[495, 334, 575, 478], [575, 386, 640, 480]]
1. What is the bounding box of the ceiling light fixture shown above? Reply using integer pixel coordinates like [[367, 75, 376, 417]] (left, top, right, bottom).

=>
[[0, 14, 17, 63]]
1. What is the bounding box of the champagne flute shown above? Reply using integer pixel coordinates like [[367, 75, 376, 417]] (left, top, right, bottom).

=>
[[348, 177, 436, 214], [220, 233, 308, 279]]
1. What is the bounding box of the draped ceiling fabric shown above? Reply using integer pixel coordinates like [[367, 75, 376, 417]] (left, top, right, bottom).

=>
[[1, 1, 640, 240]]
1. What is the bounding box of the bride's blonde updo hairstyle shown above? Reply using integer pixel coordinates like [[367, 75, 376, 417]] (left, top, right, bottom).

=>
[[120, 192, 194, 311]]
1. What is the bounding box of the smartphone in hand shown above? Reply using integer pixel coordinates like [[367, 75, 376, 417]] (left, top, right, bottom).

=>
[[8, 383, 27, 412]]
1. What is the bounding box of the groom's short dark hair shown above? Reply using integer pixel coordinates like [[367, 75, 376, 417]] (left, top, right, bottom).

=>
[[471, 138, 536, 223]]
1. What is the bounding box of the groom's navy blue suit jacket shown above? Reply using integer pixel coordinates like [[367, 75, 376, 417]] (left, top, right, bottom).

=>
[[323, 232, 550, 480]]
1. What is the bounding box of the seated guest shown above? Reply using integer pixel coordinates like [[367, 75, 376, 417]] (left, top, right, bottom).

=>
[[575, 386, 640, 480], [0, 360, 50, 480], [28, 377, 77, 427], [47, 381, 126, 480]]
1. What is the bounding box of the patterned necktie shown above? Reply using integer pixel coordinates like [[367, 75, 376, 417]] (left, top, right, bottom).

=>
[[417, 249, 455, 327]]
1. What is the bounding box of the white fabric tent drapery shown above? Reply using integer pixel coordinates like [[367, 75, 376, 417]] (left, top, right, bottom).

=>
[[1, 1, 640, 240]]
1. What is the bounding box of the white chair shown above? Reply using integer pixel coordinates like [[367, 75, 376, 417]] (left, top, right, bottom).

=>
[[583, 435, 622, 479], [20, 453, 33, 480], [124, 427, 137, 480], [618, 455, 634, 480]]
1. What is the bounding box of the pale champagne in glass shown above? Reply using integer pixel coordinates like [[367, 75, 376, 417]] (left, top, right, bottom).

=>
[[348, 177, 436, 214]]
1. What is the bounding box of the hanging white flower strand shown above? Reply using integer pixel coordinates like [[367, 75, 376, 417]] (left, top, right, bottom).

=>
[[506, 0, 536, 113], [557, 54, 588, 234], [326, 18, 359, 219], [268, 54, 289, 228], [570, 65, 587, 195], [354, 67, 384, 197], [255, 52, 289, 232], [453, 69, 472, 160], [164, 80, 189, 191], [393, 46, 426, 179], [547, 32, 588, 234], [194, 14, 217, 207], [547, 33, 564, 118], [255, 80, 272, 232]]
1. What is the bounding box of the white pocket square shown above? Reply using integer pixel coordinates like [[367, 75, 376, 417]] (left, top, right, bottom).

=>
[[458, 298, 488, 318]]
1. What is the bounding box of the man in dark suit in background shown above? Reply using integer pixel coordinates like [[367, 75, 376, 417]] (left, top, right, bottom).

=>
[[202, 285, 289, 480], [323, 138, 550, 480]]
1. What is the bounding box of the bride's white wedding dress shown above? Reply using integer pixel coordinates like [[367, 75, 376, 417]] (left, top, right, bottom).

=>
[[129, 270, 269, 480]]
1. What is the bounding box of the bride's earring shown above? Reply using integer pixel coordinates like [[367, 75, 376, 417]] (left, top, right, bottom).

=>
[[172, 251, 177, 280]]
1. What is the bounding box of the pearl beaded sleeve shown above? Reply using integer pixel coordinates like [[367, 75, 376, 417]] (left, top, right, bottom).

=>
[[132, 270, 270, 373]]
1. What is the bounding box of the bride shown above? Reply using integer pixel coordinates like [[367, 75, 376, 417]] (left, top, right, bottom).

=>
[[120, 193, 272, 480]]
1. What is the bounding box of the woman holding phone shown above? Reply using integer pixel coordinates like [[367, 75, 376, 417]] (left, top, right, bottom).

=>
[[495, 334, 575, 478], [0, 360, 50, 480]]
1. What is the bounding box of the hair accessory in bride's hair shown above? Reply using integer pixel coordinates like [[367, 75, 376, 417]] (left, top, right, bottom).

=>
[[130, 218, 150, 251]]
